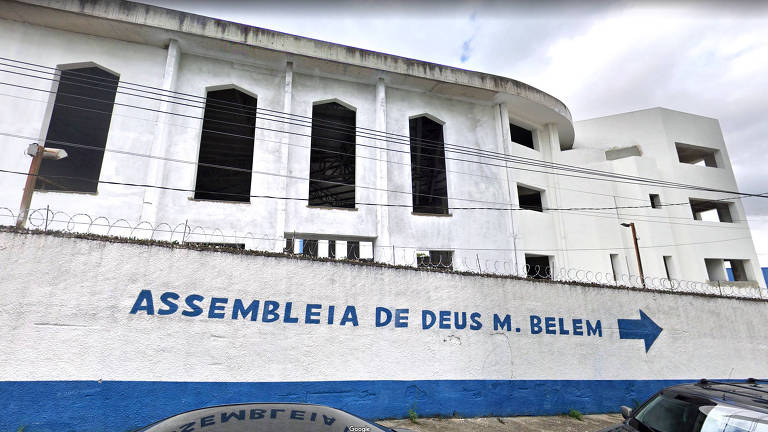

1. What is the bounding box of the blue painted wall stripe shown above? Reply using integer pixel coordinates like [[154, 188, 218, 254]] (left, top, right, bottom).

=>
[[0, 379, 705, 432]]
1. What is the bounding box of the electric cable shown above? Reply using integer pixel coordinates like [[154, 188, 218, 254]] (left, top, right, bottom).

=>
[[1, 59, 765, 199]]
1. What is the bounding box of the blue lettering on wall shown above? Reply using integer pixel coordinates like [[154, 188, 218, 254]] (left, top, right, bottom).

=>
[[232, 299, 259, 321], [208, 297, 228, 319], [587, 320, 603, 337], [376, 307, 392, 327], [394, 309, 409, 328], [182, 294, 204, 317], [439, 310, 451, 329], [339, 306, 358, 326], [494, 314, 511, 331], [283, 302, 299, 324], [126, 291, 656, 350], [530, 315, 542, 334], [469, 312, 482, 330], [129, 289, 154, 315], [262, 301, 279, 323], [305, 304, 321, 324], [573, 318, 583, 336], [158, 292, 179, 315], [422, 310, 436, 329]]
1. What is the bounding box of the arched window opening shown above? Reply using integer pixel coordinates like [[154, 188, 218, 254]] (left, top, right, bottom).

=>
[[194, 88, 257, 202], [308, 101, 356, 209], [37, 66, 119, 193], [409, 116, 448, 214]]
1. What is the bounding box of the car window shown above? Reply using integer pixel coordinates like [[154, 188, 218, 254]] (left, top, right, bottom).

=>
[[632, 394, 768, 432], [633, 394, 707, 432]]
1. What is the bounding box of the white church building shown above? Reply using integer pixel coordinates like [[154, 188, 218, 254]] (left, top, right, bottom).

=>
[[0, 0, 763, 288]]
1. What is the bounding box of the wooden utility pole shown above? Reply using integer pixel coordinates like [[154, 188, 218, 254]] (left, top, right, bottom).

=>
[[16, 143, 67, 229], [622, 222, 646, 288], [16, 144, 45, 229]]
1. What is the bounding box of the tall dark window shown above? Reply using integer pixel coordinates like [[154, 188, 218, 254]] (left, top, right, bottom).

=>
[[409, 116, 448, 214], [309, 102, 356, 208], [194, 88, 257, 202], [36, 66, 119, 193]]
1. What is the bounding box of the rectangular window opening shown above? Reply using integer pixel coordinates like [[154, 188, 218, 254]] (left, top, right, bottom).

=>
[[675, 142, 719, 167], [194, 88, 257, 202], [301, 239, 319, 258], [525, 254, 552, 279], [309, 102, 356, 208], [510, 123, 535, 150], [649, 194, 661, 209], [705, 258, 726, 282], [690, 198, 733, 223], [37, 66, 119, 193], [663, 256, 674, 280], [410, 116, 449, 214], [417, 250, 454, 270], [610, 253, 621, 281], [346, 240, 360, 260], [727, 259, 751, 282], [518, 184, 544, 212], [284, 238, 295, 254]]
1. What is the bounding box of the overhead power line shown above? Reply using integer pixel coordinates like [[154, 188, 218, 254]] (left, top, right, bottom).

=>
[[0, 57, 766, 200], [0, 132, 757, 216], [1, 76, 764, 204], [4, 88, 761, 214]]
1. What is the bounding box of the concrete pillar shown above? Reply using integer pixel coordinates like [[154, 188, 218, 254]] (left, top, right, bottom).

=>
[[274, 61, 294, 251], [374, 77, 391, 263], [497, 102, 521, 273], [545, 123, 570, 271], [140, 39, 181, 226]]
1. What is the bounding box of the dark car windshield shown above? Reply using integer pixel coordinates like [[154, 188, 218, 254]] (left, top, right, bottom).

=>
[[632, 393, 768, 432], [136, 403, 391, 432]]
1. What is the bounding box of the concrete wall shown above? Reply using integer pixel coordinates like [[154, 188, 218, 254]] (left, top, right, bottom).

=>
[[1, 230, 767, 431]]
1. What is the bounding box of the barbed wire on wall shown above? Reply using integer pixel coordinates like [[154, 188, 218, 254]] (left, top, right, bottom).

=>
[[1, 206, 764, 301]]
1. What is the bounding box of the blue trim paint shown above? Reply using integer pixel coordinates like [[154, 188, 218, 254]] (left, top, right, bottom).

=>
[[1, 379, 704, 432]]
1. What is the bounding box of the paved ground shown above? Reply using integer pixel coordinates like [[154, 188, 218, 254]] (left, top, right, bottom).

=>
[[379, 413, 623, 431]]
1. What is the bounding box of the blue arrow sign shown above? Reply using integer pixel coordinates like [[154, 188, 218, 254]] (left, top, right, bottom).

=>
[[618, 309, 663, 353]]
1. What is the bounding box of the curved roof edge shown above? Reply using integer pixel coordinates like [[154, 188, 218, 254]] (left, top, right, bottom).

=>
[[12, 0, 575, 148]]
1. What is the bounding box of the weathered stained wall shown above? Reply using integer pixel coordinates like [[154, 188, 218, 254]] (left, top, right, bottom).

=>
[[1, 231, 766, 431]]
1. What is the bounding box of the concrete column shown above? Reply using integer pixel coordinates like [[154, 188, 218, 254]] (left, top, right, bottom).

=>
[[374, 77, 391, 263], [497, 103, 521, 273], [140, 39, 181, 226], [274, 61, 293, 251], [545, 123, 570, 271]]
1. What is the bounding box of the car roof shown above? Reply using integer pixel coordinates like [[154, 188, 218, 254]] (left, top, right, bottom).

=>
[[661, 380, 768, 414]]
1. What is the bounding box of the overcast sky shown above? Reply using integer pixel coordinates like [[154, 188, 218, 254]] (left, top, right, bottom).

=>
[[147, 0, 767, 265]]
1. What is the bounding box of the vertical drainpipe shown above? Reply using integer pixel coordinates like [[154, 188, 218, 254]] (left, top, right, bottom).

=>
[[274, 60, 293, 252], [545, 123, 570, 272], [374, 77, 390, 263], [140, 39, 181, 227], [497, 102, 519, 273]]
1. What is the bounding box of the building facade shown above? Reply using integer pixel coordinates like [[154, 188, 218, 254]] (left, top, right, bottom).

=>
[[0, 0, 763, 288]]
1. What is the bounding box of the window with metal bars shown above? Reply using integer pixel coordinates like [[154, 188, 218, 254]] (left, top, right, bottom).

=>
[[194, 88, 257, 202], [36, 66, 119, 193], [409, 116, 448, 214], [308, 102, 356, 208]]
